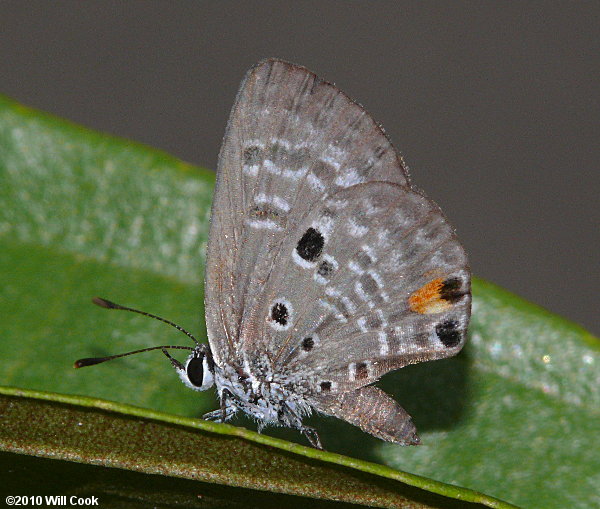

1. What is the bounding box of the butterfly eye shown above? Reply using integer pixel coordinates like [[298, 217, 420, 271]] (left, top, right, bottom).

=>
[[185, 353, 214, 391], [186, 356, 204, 386]]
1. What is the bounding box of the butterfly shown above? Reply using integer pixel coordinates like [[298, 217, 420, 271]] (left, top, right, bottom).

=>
[[76, 59, 471, 449]]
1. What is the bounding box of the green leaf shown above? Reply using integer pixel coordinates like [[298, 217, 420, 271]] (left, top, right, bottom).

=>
[[0, 94, 597, 508], [0, 388, 508, 509]]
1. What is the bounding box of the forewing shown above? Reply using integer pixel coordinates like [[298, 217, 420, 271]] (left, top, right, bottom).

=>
[[205, 59, 410, 365]]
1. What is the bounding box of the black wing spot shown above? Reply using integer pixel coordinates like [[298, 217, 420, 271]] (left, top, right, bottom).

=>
[[296, 227, 325, 262], [271, 302, 289, 326], [320, 381, 332, 392], [302, 337, 314, 352], [440, 277, 466, 303], [435, 319, 462, 348]]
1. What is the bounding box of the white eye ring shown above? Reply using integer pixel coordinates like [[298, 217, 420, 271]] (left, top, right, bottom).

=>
[[178, 352, 214, 392]]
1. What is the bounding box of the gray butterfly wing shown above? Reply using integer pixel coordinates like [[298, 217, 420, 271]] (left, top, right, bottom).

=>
[[270, 182, 471, 396], [205, 59, 411, 366]]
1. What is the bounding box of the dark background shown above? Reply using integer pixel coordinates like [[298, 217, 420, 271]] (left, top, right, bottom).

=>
[[1, 1, 598, 335]]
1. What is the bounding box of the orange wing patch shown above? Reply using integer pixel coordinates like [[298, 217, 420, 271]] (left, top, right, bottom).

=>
[[408, 277, 464, 314]]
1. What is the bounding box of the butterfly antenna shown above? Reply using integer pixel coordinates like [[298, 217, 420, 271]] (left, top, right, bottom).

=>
[[91, 296, 201, 346], [74, 344, 194, 368], [74, 296, 201, 369]]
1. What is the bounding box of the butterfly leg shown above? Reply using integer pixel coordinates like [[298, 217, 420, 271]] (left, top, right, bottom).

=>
[[202, 405, 236, 423], [299, 426, 323, 450], [203, 389, 237, 423], [279, 401, 324, 449]]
